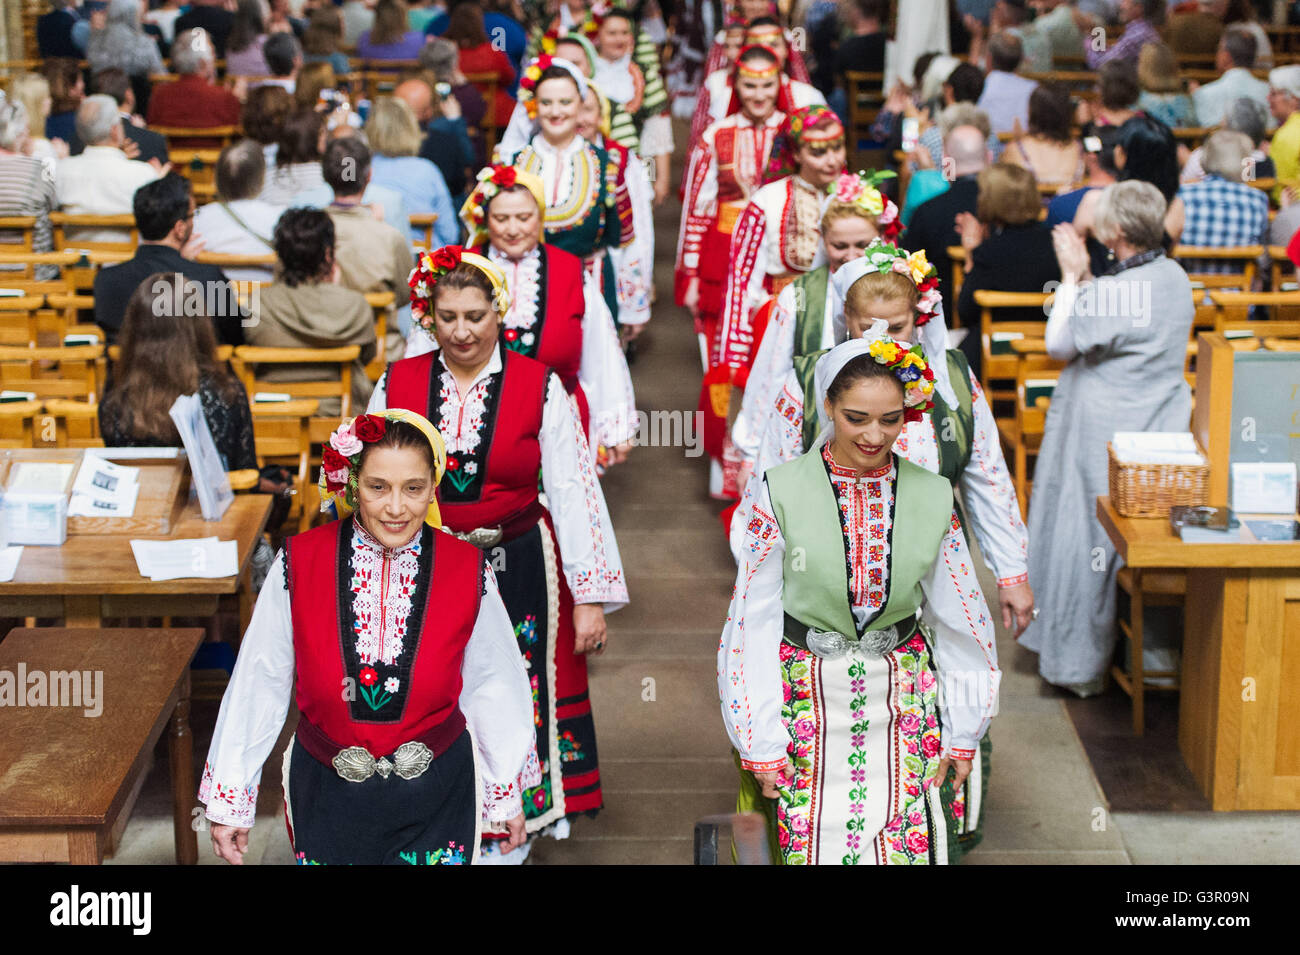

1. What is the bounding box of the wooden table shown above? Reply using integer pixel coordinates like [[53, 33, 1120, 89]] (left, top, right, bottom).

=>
[[0, 494, 272, 628], [1097, 497, 1300, 810], [0, 627, 205, 864]]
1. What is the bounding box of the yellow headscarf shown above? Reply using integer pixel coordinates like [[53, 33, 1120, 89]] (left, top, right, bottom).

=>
[[319, 408, 448, 528], [409, 245, 512, 337], [585, 80, 613, 141], [458, 165, 547, 249]]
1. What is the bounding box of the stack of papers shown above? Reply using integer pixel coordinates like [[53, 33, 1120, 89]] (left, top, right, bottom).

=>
[[0, 546, 23, 581], [1112, 432, 1206, 466], [7, 461, 75, 492], [129, 537, 237, 581], [69, 456, 140, 518]]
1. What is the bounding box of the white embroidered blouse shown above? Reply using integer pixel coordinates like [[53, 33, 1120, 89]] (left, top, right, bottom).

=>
[[717, 451, 1000, 772], [369, 346, 629, 610], [729, 366, 1030, 588], [198, 526, 538, 830]]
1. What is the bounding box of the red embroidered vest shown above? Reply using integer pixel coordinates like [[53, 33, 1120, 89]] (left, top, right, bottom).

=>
[[286, 519, 483, 756], [386, 348, 549, 531]]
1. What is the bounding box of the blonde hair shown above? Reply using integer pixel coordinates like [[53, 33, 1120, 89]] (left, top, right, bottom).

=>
[[295, 61, 336, 110], [844, 270, 918, 317], [1138, 43, 1184, 95], [364, 96, 423, 157], [9, 73, 51, 131], [976, 163, 1041, 228], [821, 199, 879, 233]]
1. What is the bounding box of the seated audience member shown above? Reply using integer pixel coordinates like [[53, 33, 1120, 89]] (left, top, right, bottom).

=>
[[1047, 125, 1122, 276], [99, 272, 257, 472], [915, 61, 998, 167], [955, 162, 1062, 377], [93, 67, 168, 164], [293, 61, 336, 110], [365, 96, 457, 245], [1182, 97, 1274, 183], [145, 0, 185, 45], [443, 0, 516, 124], [302, 5, 352, 76], [1135, 43, 1196, 129], [1165, 0, 1224, 59], [1178, 129, 1269, 274], [1082, 0, 1162, 69], [146, 27, 242, 138], [94, 174, 246, 345], [242, 83, 295, 171], [174, 0, 236, 58], [287, 123, 408, 227], [192, 140, 286, 282], [41, 57, 83, 147], [1268, 66, 1300, 191], [261, 31, 303, 93], [418, 36, 486, 163], [245, 207, 377, 410], [0, 97, 58, 278], [393, 74, 473, 200], [341, 0, 376, 47], [225, 0, 271, 76], [1079, 58, 1141, 131], [1075, 114, 1185, 252], [902, 102, 992, 223], [321, 136, 414, 354], [1193, 25, 1269, 128], [423, 0, 526, 76], [8, 72, 65, 161], [261, 108, 326, 205], [87, 0, 164, 114], [976, 31, 1037, 136], [1003, 83, 1083, 191], [267, 0, 304, 38], [56, 94, 160, 243], [902, 123, 991, 319], [835, 0, 887, 96], [357, 0, 426, 60], [38, 0, 82, 59]]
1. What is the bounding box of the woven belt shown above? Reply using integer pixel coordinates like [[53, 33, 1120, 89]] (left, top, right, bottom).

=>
[[445, 500, 546, 549], [295, 709, 466, 783], [782, 612, 917, 659]]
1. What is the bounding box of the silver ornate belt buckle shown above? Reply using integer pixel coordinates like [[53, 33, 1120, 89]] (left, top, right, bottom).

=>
[[860, 624, 900, 655], [332, 742, 435, 783], [805, 628, 850, 659], [454, 526, 503, 548]]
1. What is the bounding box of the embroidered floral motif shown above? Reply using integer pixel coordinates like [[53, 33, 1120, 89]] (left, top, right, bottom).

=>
[[825, 446, 895, 618], [843, 656, 870, 864], [198, 760, 258, 828], [882, 633, 941, 865], [776, 642, 815, 865], [493, 247, 544, 358], [483, 779, 523, 822], [558, 730, 586, 762], [349, 526, 420, 668], [433, 364, 501, 500], [397, 843, 467, 865]]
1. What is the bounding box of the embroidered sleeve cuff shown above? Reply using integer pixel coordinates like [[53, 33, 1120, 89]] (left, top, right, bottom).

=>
[[944, 745, 978, 761], [198, 762, 259, 829], [997, 573, 1029, 588], [569, 570, 629, 609], [483, 779, 525, 823], [740, 756, 788, 773]]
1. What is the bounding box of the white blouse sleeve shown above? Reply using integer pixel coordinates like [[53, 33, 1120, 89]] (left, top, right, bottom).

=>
[[461, 561, 540, 823], [959, 372, 1030, 586], [718, 479, 790, 772], [731, 284, 797, 463], [366, 371, 388, 413], [918, 512, 1000, 760], [198, 550, 296, 828], [1044, 278, 1080, 360], [539, 372, 630, 611], [612, 159, 653, 327], [579, 272, 638, 450], [729, 370, 806, 561]]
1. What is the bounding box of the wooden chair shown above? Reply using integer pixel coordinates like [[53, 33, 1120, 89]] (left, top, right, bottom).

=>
[[0, 216, 39, 270], [1113, 567, 1186, 735], [995, 350, 1065, 519], [193, 252, 278, 271], [947, 245, 966, 306], [149, 125, 241, 150], [843, 71, 887, 172], [229, 345, 361, 445], [1207, 290, 1300, 330], [365, 290, 396, 373], [464, 71, 503, 159], [1267, 244, 1295, 291], [1170, 127, 1214, 147], [409, 213, 438, 251], [49, 212, 139, 255], [249, 398, 319, 533], [972, 290, 1051, 406], [40, 398, 103, 448], [0, 398, 44, 447], [168, 148, 222, 204], [0, 344, 106, 401], [0, 293, 47, 346], [1176, 245, 1264, 329]]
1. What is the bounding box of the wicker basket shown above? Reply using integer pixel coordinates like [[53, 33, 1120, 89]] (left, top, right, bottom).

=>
[[1107, 443, 1210, 517]]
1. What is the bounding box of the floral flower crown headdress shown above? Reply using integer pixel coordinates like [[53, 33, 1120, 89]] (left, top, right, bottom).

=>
[[734, 43, 781, 80], [829, 169, 901, 242], [850, 240, 942, 327], [865, 330, 936, 424], [319, 410, 449, 524], [408, 245, 509, 336], [519, 54, 589, 118], [458, 164, 546, 246]]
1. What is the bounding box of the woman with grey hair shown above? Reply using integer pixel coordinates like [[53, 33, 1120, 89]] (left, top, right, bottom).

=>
[[0, 96, 58, 279], [1020, 180, 1195, 697], [87, 0, 164, 107], [1182, 97, 1276, 184]]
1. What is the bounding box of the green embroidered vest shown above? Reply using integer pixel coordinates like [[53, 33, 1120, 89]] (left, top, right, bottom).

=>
[[791, 266, 830, 360], [765, 449, 953, 640]]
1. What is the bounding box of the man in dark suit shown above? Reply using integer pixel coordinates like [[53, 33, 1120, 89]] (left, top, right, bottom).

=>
[[37, 0, 81, 58], [89, 67, 169, 164], [173, 0, 235, 58], [94, 174, 246, 346], [900, 123, 991, 321]]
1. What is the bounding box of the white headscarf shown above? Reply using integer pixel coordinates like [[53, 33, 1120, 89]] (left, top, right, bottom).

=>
[[812, 319, 892, 447], [829, 255, 958, 409], [547, 56, 590, 101]]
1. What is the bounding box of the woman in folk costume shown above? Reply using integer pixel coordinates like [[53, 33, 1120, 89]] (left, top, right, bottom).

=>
[[676, 44, 787, 346], [369, 248, 628, 863], [504, 56, 648, 329], [728, 170, 901, 506], [703, 105, 845, 498], [729, 242, 1036, 860], [578, 80, 654, 345], [690, 14, 823, 145], [718, 326, 1000, 865], [701, 0, 813, 81], [455, 163, 637, 465], [200, 408, 537, 865], [499, 33, 641, 163]]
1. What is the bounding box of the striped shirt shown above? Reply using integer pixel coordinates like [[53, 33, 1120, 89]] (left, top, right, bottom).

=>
[[0, 154, 57, 280]]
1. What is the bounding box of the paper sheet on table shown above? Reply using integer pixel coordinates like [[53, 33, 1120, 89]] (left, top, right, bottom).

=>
[[1111, 431, 1206, 465], [7, 461, 75, 493], [0, 546, 23, 581], [69, 456, 140, 517], [130, 537, 238, 581], [169, 393, 233, 522]]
